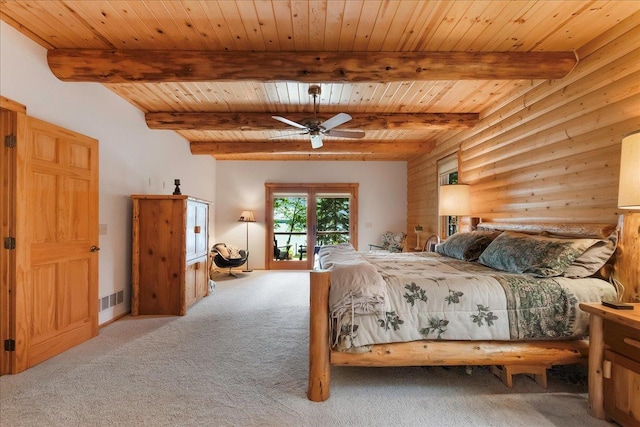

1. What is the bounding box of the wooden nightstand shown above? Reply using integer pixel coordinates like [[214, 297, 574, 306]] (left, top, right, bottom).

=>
[[579, 302, 640, 426]]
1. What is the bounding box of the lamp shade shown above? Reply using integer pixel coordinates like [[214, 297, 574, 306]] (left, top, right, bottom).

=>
[[618, 131, 640, 209], [439, 184, 471, 216], [238, 210, 256, 222]]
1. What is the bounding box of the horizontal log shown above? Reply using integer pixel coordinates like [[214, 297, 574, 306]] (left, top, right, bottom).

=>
[[463, 120, 632, 181], [189, 140, 435, 155], [476, 222, 616, 238], [464, 142, 621, 185], [331, 339, 588, 367], [146, 112, 479, 130], [472, 208, 621, 222], [450, 29, 639, 151], [207, 152, 412, 161], [47, 50, 577, 83], [462, 72, 640, 164]]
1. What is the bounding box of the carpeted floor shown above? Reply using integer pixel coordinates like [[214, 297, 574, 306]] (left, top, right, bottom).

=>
[[0, 271, 610, 427]]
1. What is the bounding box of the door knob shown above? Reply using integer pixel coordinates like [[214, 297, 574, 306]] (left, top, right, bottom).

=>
[[90, 245, 101, 252]]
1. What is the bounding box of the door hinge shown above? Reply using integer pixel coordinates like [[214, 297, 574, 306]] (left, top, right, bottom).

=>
[[4, 237, 16, 250], [4, 339, 15, 352], [4, 134, 16, 148]]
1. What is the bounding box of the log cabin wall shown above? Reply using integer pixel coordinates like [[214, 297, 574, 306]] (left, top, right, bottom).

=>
[[407, 13, 640, 245]]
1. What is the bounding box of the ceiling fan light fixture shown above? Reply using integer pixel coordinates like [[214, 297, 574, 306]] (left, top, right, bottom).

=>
[[271, 83, 364, 149], [310, 133, 323, 149]]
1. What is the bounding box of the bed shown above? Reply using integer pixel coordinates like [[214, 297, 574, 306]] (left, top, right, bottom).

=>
[[307, 221, 622, 401]]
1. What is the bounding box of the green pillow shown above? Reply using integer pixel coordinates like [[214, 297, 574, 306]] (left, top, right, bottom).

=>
[[478, 231, 600, 277], [435, 231, 500, 261]]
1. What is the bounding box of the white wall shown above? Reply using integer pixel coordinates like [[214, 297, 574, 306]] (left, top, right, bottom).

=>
[[0, 22, 217, 324], [215, 161, 407, 269]]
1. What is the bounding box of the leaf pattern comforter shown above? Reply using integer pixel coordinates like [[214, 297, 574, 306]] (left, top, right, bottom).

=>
[[319, 248, 617, 352]]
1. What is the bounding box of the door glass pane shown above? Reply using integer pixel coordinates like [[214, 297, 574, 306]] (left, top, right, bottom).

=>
[[273, 195, 307, 261], [316, 195, 350, 245]]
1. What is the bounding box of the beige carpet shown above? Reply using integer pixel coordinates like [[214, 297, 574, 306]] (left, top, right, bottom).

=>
[[0, 271, 609, 427]]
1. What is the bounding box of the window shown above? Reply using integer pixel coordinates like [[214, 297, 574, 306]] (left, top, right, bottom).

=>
[[438, 155, 459, 238]]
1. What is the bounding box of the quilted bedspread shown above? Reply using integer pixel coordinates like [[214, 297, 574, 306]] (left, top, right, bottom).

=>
[[319, 248, 617, 352]]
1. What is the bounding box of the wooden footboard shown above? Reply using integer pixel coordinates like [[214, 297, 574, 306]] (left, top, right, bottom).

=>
[[308, 270, 589, 402]]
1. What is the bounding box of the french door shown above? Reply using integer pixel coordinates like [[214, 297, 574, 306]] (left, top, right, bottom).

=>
[[265, 183, 358, 270]]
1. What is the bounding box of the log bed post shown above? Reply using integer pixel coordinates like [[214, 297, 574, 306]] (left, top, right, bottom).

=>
[[308, 270, 331, 402]]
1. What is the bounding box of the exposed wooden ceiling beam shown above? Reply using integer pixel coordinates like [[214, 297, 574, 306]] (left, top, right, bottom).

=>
[[47, 50, 576, 83], [146, 112, 479, 130], [189, 140, 435, 156], [207, 153, 414, 161]]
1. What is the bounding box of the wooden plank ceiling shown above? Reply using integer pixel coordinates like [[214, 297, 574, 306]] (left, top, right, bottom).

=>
[[0, 1, 635, 160]]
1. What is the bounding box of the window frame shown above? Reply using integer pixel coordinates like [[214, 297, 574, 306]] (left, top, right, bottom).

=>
[[437, 155, 460, 239], [265, 183, 358, 270]]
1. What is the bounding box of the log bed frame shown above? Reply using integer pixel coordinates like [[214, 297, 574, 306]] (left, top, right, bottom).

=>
[[307, 219, 633, 402]]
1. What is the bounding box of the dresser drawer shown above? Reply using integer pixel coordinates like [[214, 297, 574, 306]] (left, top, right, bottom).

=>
[[604, 320, 640, 362]]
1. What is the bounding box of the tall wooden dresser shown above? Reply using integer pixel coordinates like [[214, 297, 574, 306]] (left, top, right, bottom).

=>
[[131, 195, 211, 316]]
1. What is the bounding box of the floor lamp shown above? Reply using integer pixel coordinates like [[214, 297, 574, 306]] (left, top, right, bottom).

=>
[[238, 210, 256, 272]]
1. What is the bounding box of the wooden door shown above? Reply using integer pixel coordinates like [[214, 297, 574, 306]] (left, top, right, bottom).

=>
[[13, 116, 99, 372], [1, 99, 22, 375]]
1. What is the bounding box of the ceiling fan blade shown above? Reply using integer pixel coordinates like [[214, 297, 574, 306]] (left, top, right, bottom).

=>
[[269, 131, 308, 139], [310, 134, 323, 149], [272, 115, 308, 130], [319, 113, 352, 131], [325, 129, 366, 139]]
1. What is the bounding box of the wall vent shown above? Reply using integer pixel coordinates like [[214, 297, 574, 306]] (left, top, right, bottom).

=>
[[98, 290, 126, 312]]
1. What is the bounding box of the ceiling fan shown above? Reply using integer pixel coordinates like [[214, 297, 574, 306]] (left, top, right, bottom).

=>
[[272, 85, 365, 149]]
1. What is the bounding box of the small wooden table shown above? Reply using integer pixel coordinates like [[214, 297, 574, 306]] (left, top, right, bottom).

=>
[[579, 302, 640, 421]]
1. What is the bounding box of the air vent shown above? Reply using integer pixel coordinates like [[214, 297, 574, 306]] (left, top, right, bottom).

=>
[[98, 290, 126, 312]]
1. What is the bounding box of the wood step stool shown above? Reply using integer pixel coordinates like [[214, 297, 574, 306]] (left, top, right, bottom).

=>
[[490, 365, 548, 388]]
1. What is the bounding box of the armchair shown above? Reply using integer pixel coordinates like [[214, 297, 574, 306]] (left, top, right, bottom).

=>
[[368, 231, 407, 253], [211, 243, 248, 276]]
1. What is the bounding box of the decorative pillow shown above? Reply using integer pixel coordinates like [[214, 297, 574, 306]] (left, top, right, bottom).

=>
[[477, 231, 601, 277], [213, 243, 230, 258], [435, 231, 500, 261], [381, 231, 406, 253], [226, 245, 243, 259], [562, 230, 618, 278]]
